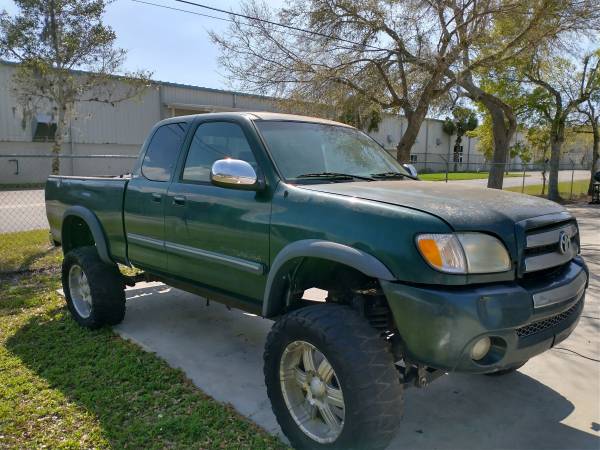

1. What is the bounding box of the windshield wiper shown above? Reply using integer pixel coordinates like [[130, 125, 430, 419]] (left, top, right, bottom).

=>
[[295, 172, 375, 181], [370, 172, 409, 179]]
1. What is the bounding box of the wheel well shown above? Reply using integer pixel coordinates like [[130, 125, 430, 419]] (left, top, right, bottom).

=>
[[62, 216, 95, 255], [273, 257, 396, 332], [291, 257, 375, 297]]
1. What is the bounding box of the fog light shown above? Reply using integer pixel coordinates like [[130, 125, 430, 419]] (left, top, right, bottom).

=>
[[471, 337, 491, 361]]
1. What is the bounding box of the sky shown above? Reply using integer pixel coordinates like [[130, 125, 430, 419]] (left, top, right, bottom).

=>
[[2, 0, 285, 90]]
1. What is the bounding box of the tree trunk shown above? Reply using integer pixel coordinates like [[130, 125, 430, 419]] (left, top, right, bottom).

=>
[[51, 123, 63, 175], [458, 78, 516, 189], [541, 168, 547, 195], [547, 135, 563, 201], [396, 107, 427, 163], [588, 119, 599, 195], [52, 102, 67, 175], [485, 103, 515, 189], [453, 134, 463, 172]]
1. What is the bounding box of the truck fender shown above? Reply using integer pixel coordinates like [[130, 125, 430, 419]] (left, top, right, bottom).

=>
[[262, 239, 395, 317], [62, 206, 113, 265]]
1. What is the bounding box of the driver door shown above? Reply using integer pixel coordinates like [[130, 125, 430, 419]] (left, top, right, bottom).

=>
[[164, 120, 270, 303]]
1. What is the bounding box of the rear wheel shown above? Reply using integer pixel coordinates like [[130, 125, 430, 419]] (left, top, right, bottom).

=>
[[264, 304, 403, 450], [62, 246, 126, 329]]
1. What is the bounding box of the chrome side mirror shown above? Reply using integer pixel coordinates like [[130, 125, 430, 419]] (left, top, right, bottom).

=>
[[210, 158, 264, 190], [402, 163, 418, 178]]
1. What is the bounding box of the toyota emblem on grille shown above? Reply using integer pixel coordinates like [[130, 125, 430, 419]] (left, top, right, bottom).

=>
[[558, 231, 571, 255]]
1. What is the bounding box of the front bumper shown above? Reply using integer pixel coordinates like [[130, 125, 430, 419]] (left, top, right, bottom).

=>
[[381, 257, 588, 374]]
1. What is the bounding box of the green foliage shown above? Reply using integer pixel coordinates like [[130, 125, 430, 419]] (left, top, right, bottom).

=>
[[468, 113, 494, 159], [510, 141, 532, 163], [525, 125, 551, 163], [337, 95, 383, 132], [442, 117, 456, 136], [442, 107, 478, 137]]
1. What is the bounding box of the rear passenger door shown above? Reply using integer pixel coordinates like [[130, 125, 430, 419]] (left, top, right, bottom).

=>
[[124, 122, 189, 272], [164, 120, 271, 303]]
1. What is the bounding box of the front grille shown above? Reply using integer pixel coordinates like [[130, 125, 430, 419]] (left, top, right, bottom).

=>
[[523, 221, 578, 273], [516, 301, 580, 338]]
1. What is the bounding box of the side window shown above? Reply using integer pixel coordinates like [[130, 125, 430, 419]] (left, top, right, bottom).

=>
[[182, 122, 257, 183], [141, 122, 188, 182]]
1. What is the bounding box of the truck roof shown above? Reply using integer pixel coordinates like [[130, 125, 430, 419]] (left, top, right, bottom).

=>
[[158, 111, 353, 128]]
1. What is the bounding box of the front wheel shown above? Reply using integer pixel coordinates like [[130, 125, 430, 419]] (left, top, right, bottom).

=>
[[264, 304, 403, 450]]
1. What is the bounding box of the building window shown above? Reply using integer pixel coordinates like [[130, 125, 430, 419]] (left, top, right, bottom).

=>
[[32, 113, 57, 142], [410, 154, 418, 163], [453, 145, 464, 163]]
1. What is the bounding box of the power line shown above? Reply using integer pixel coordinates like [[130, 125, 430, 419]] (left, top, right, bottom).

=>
[[132, 0, 389, 52], [131, 0, 232, 23]]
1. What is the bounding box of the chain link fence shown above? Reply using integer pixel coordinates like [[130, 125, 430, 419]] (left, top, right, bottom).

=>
[[0, 153, 593, 237], [1, 154, 136, 235]]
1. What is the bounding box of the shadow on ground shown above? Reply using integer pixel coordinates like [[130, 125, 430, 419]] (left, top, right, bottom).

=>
[[399, 369, 597, 450]]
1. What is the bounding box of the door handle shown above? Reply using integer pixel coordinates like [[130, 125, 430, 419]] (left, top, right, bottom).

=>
[[173, 195, 186, 206], [151, 193, 162, 202]]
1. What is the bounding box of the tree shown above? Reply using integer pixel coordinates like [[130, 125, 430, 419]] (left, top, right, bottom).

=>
[[442, 0, 600, 189], [212, 0, 599, 173], [442, 106, 478, 171], [522, 50, 600, 201], [526, 125, 552, 195], [0, 0, 151, 174], [574, 94, 600, 194], [212, 0, 458, 162]]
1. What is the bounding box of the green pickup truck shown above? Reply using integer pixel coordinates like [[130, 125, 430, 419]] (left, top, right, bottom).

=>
[[46, 112, 588, 450]]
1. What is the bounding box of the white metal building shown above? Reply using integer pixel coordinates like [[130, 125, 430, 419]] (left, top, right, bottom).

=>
[[1, 61, 589, 184]]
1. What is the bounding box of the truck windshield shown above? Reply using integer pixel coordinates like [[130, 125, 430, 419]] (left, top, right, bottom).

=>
[[255, 121, 410, 182]]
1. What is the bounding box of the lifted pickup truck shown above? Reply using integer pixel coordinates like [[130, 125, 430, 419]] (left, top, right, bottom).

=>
[[46, 112, 588, 450]]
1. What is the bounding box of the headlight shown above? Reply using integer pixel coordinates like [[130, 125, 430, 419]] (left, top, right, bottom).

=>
[[416, 233, 511, 274]]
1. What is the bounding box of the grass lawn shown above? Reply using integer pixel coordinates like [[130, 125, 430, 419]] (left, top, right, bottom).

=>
[[0, 231, 285, 449], [419, 171, 524, 181], [0, 183, 45, 191], [0, 229, 62, 273], [505, 179, 591, 200]]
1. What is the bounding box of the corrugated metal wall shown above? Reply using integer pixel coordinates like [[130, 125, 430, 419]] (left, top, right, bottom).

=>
[[0, 63, 161, 145], [0, 64, 32, 142], [3, 61, 575, 173]]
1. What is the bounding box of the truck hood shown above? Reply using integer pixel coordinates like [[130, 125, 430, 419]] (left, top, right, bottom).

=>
[[300, 180, 566, 232]]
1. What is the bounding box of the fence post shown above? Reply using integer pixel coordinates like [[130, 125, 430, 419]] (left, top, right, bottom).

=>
[[521, 165, 526, 193], [440, 155, 449, 183], [570, 160, 575, 200]]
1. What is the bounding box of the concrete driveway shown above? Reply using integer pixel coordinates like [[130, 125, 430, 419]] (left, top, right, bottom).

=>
[[112, 205, 600, 449]]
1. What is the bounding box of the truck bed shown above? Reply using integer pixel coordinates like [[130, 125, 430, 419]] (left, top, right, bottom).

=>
[[45, 175, 130, 263]]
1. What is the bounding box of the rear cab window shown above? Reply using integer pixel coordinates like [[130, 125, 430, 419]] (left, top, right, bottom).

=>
[[141, 122, 189, 182]]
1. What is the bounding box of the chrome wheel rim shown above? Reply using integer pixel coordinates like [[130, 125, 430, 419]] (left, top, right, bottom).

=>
[[68, 264, 92, 319], [279, 340, 345, 443]]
